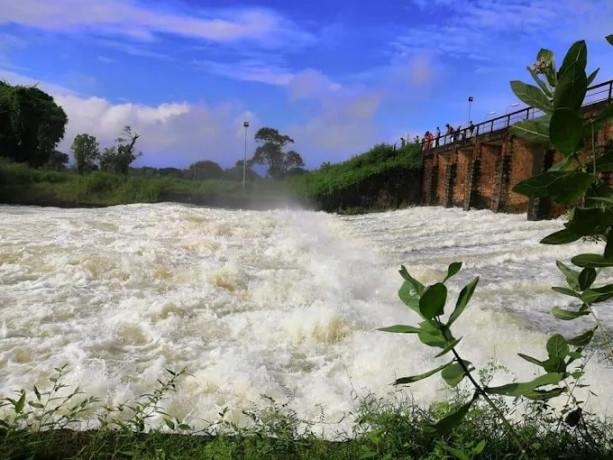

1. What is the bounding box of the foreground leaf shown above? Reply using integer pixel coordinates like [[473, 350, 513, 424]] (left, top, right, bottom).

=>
[[441, 361, 471, 388], [419, 283, 447, 320], [448, 277, 479, 326], [551, 306, 589, 320], [512, 171, 594, 204], [550, 109, 584, 155], [572, 254, 613, 267], [509, 119, 549, 143], [424, 399, 475, 436], [510, 80, 552, 112], [378, 325, 422, 334], [540, 228, 581, 244], [546, 334, 569, 359], [394, 361, 453, 385], [486, 373, 563, 397], [581, 284, 613, 304], [444, 262, 462, 282], [567, 327, 597, 347]]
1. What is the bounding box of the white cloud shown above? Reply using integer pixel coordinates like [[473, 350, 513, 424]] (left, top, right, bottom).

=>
[[54, 94, 261, 168], [0, 0, 313, 46], [288, 69, 341, 100], [193, 58, 294, 86]]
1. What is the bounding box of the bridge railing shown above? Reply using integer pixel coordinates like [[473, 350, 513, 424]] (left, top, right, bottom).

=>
[[428, 79, 613, 151]]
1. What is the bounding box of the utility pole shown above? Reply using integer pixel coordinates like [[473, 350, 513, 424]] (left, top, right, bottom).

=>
[[242, 121, 249, 194]]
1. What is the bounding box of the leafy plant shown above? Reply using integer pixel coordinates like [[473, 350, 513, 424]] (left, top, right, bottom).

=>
[[380, 34, 613, 457]]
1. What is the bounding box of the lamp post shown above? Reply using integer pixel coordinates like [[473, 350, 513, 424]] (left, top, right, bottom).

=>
[[242, 121, 249, 194], [468, 96, 474, 124]]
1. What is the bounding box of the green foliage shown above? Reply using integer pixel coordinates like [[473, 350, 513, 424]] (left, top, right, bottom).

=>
[[288, 142, 422, 210], [72, 132, 100, 174], [100, 126, 142, 174], [379, 34, 613, 458], [0, 80, 68, 167], [185, 160, 223, 180], [251, 127, 305, 180]]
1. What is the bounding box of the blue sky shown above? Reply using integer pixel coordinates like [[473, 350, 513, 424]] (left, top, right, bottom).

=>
[[1, 0, 612, 170]]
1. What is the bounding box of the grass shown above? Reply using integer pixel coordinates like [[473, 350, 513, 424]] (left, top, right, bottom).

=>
[[0, 159, 300, 209], [1, 367, 611, 459]]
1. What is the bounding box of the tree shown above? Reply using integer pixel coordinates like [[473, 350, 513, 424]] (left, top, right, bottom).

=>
[[99, 126, 142, 174], [0, 81, 68, 167], [185, 160, 223, 180], [223, 159, 260, 182], [71, 133, 100, 174], [45, 150, 69, 170], [250, 127, 305, 179]]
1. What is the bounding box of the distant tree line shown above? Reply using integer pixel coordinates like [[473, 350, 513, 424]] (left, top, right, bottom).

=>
[[0, 80, 307, 181]]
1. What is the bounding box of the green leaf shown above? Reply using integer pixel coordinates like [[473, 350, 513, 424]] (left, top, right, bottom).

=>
[[508, 119, 550, 143], [486, 373, 563, 397], [418, 321, 448, 348], [440, 444, 470, 460], [552, 286, 581, 298], [566, 207, 613, 237], [578, 267, 597, 290], [378, 324, 422, 334], [424, 399, 475, 436], [551, 306, 590, 320], [606, 238, 613, 260], [444, 262, 462, 282], [607, 35, 613, 46], [28, 401, 44, 409], [448, 277, 479, 326], [473, 440, 486, 455], [419, 283, 447, 320], [546, 334, 569, 359], [399, 265, 425, 295], [512, 171, 594, 204], [441, 361, 470, 387], [394, 361, 453, 385], [435, 338, 462, 358], [524, 387, 566, 401], [572, 253, 613, 267], [567, 327, 597, 347], [15, 392, 25, 414], [556, 260, 580, 289], [518, 353, 547, 367], [581, 284, 613, 303], [527, 66, 553, 97], [399, 281, 423, 318], [548, 156, 575, 172], [554, 64, 587, 111], [558, 40, 587, 78], [586, 68, 599, 86], [540, 228, 581, 244], [164, 418, 175, 430], [510, 80, 553, 113], [550, 109, 584, 155]]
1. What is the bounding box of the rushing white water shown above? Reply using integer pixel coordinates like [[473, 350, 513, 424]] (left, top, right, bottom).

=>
[[0, 203, 612, 434]]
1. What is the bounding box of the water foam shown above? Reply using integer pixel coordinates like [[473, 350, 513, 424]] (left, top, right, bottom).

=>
[[0, 203, 611, 435]]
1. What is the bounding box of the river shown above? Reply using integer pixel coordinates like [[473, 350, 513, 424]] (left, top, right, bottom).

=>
[[0, 203, 611, 433]]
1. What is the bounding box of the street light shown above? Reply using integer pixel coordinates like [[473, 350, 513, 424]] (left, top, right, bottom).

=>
[[468, 96, 474, 124], [242, 121, 249, 194]]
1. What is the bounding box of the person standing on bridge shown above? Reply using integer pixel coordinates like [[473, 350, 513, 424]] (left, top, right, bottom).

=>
[[435, 126, 441, 147], [468, 121, 475, 137]]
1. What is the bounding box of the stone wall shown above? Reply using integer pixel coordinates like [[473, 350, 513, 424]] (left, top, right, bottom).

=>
[[421, 115, 613, 219]]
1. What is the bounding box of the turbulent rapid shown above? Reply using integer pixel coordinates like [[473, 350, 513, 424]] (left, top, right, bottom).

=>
[[1, 203, 612, 433]]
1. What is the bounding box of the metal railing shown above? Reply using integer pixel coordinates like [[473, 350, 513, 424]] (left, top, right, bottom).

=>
[[425, 78, 613, 151]]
